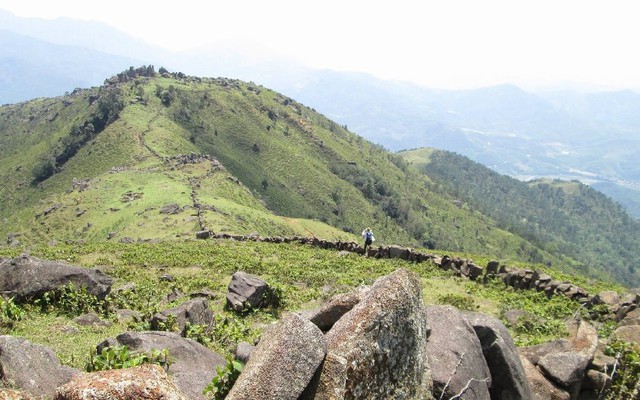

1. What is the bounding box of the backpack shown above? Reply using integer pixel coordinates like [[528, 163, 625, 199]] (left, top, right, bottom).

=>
[[365, 231, 374, 241]]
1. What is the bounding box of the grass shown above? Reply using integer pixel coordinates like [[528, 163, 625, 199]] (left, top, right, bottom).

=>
[[0, 239, 620, 370]]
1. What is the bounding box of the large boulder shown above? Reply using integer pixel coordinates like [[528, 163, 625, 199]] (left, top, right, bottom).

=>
[[304, 269, 431, 399], [226, 313, 326, 400], [97, 331, 225, 400], [53, 364, 188, 400], [463, 311, 533, 399], [0, 254, 112, 301], [426, 306, 491, 400], [0, 336, 78, 399]]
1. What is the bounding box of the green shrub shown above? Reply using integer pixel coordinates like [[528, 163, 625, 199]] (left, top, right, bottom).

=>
[[85, 345, 171, 372], [605, 339, 640, 399], [0, 297, 24, 328], [203, 356, 244, 400], [36, 283, 108, 317]]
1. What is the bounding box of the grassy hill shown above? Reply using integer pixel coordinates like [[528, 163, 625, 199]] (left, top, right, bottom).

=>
[[1, 67, 547, 262], [400, 147, 640, 286], [2, 66, 640, 287]]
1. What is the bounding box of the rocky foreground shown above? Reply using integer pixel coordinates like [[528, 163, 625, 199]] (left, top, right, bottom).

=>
[[1, 255, 639, 399]]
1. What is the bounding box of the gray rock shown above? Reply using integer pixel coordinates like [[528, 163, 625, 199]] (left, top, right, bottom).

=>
[[0, 254, 113, 301], [0, 336, 79, 399], [226, 271, 270, 312], [618, 308, 640, 326], [150, 297, 215, 335], [234, 341, 255, 364], [227, 313, 326, 400], [426, 306, 491, 400], [73, 312, 112, 327], [464, 311, 533, 399], [519, 339, 572, 365], [614, 325, 640, 347], [97, 331, 225, 400], [538, 351, 591, 388], [299, 286, 369, 332], [305, 269, 431, 399], [520, 355, 570, 400]]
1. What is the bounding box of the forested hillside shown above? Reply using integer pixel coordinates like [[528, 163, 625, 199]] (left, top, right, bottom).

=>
[[401, 148, 640, 286]]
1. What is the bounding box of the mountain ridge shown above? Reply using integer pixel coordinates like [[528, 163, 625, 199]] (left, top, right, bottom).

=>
[[2, 67, 640, 288]]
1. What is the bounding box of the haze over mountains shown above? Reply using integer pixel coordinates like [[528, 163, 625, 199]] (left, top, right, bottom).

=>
[[1, 9, 639, 218]]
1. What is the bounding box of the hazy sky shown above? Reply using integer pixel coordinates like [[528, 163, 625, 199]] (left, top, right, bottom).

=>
[[1, 0, 639, 90]]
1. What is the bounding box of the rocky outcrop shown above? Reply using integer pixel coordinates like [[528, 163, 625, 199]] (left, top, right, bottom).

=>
[[53, 364, 188, 400], [0, 336, 78, 399], [304, 269, 431, 399], [97, 331, 225, 400], [520, 320, 602, 400], [0, 254, 113, 302], [226, 314, 326, 400]]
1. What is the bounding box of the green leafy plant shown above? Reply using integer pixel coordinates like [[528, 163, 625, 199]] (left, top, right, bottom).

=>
[[212, 314, 255, 347], [185, 322, 212, 346], [604, 339, 640, 399], [0, 297, 24, 328], [203, 356, 244, 400], [85, 345, 171, 372], [37, 283, 108, 317]]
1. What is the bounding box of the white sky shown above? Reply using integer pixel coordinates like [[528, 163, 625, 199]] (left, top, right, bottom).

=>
[[1, 0, 639, 90]]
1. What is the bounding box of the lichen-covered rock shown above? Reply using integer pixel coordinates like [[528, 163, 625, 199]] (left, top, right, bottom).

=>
[[0, 389, 36, 400], [304, 268, 431, 399], [53, 364, 188, 400], [227, 313, 326, 400]]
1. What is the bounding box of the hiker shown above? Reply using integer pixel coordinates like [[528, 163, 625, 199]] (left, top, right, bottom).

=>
[[362, 227, 375, 253]]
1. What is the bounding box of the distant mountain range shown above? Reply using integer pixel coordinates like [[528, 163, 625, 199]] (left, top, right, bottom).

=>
[[1, 8, 639, 217]]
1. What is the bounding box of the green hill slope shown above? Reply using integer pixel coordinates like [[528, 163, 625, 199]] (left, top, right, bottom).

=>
[[0, 67, 549, 263], [400, 147, 640, 286]]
